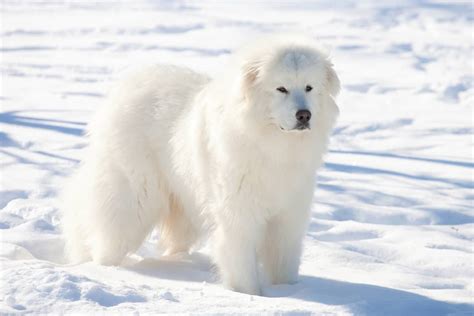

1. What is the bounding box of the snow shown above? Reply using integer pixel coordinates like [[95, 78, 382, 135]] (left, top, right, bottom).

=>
[[1, 0, 473, 315]]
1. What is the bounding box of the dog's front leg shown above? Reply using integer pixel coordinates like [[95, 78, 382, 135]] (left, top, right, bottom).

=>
[[213, 213, 263, 295], [261, 209, 310, 285]]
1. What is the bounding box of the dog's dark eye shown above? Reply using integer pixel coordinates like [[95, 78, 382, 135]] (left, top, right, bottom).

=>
[[276, 86, 289, 94], [305, 85, 313, 92]]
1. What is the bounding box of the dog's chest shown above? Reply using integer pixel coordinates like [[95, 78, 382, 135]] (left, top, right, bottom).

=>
[[237, 158, 314, 215]]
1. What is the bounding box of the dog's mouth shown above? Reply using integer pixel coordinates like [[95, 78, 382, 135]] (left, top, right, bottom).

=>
[[279, 123, 311, 132], [294, 123, 310, 130]]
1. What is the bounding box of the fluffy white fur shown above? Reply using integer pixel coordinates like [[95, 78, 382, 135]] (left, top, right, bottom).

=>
[[62, 35, 340, 295]]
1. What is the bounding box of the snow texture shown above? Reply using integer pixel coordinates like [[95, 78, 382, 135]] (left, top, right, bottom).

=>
[[1, 0, 473, 315]]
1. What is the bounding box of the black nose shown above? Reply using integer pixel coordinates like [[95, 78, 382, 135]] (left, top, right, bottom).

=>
[[295, 109, 311, 124]]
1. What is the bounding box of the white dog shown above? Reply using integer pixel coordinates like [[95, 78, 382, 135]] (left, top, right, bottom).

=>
[[62, 35, 340, 295]]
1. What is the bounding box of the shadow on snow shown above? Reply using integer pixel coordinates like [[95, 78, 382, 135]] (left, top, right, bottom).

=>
[[127, 252, 473, 316], [0, 111, 85, 136], [269, 275, 473, 316]]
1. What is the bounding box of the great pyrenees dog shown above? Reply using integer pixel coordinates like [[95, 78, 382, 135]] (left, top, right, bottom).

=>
[[62, 35, 340, 295]]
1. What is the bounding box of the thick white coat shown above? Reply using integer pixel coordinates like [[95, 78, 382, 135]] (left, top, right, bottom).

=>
[[62, 36, 340, 295]]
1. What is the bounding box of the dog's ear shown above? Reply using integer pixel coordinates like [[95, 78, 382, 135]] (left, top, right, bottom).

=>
[[326, 62, 340, 97], [241, 60, 262, 91]]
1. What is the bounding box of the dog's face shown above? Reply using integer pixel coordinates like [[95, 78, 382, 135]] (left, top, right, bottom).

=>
[[242, 46, 340, 133]]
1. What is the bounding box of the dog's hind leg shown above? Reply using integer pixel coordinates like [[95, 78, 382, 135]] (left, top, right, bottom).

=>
[[64, 160, 165, 266], [90, 162, 169, 265], [159, 194, 198, 255], [62, 191, 92, 263], [62, 170, 95, 263]]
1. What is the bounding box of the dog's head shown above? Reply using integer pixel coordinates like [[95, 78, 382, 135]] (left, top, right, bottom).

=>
[[239, 38, 340, 133]]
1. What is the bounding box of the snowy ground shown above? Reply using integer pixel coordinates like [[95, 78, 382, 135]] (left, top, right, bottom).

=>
[[1, 0, 473, 315]]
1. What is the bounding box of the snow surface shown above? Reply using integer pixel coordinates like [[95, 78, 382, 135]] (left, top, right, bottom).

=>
[[1, 0, 473, 315]]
